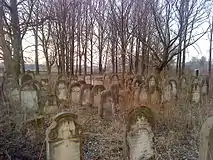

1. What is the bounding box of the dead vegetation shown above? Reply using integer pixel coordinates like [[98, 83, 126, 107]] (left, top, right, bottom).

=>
[[0, 85, 211, 160]]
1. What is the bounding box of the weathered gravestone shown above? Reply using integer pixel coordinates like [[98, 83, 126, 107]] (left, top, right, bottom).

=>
[[98, 84, 119, 118], [91, 85, 105, 107], [55, 80, 68, 102], [46, 112, 82, 160], [149, 86, 162, 105], [44, 93, 58, 115], [139, 85, 149, 105], [20, 81, 41, 119], [191, 83, 201, 104], [162, 83, 172, 103], [199, 116, 213, 160], [126, 106, 154, 160], [79, 84, 93, 106], [69, 82, 81, 104], [180, 76, 188, 89], [85, 75, 92, 84]]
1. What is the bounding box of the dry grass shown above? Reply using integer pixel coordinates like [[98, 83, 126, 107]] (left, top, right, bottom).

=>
[[0, 79, 212, 160]]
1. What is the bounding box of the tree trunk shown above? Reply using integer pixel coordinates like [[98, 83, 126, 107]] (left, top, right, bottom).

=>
[[11, 0, 21, 77], [209, 16, 213, 79]]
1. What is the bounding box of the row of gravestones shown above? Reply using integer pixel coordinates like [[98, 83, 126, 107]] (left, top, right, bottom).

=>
[[4, 72, 209, 121], [46, 109, 213, 160], [103, 73, 209, 104]]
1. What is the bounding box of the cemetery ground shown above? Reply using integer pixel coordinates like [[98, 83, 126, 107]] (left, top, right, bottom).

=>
[[0, 91, 212, 160]]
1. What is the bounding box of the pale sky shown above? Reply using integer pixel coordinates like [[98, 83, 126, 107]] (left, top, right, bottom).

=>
[[22, 18, 212, 65]]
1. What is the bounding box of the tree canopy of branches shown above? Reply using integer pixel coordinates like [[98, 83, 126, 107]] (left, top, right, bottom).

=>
[[0, 0, 212, 79]]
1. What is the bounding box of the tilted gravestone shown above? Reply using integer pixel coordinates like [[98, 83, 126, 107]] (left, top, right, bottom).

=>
[[126, 107, 154, 160], [199, 116, 213, 160], [46, 112, 82, 160]]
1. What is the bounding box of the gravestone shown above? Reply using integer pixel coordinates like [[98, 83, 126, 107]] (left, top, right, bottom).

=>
[[126, 107, 154, 160], [139, 85, 149, 105], [162, 83, 172, 103], [44, 94, 58, 115], [150, 86, 162, 105], [85, 75, 92, 84], [180, 76, 187, 89], [191, 83, 201, 104], [69, 83, 81, 104], [103, 74, 111, 89], [91, 85, 105, 107], [19, 73, 34, 85], [55, 80, 68, 102], [79, 84, 93, 106], [20, 81, 40, 119], [99, 85, 119, 118], [99, 90, 113, 118], [46, 112, 82, 160], [199, 116, 213, 160], [168, 79, 177, 100], [201, 78, 208, 96]]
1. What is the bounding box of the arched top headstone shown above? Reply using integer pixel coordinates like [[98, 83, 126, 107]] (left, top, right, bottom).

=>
[[46, 112, 82, 160], [20, 80, 41, 91], [19, 73, 34, 85]]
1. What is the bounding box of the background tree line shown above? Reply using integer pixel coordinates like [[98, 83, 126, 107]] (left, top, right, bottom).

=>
[[0, 0, 212, 80]]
